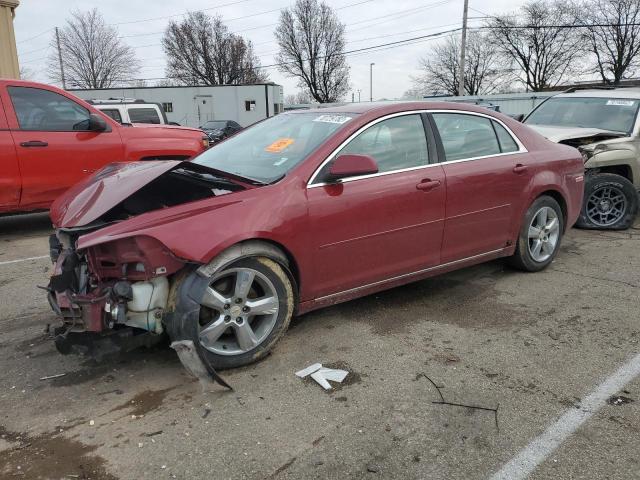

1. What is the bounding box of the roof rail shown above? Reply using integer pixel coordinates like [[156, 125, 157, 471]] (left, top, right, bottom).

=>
[[563, 85, 623, 93], [86, 98, 146, 104]]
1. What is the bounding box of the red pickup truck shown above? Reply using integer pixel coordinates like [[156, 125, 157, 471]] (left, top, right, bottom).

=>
[[0, 80, 209, 215]]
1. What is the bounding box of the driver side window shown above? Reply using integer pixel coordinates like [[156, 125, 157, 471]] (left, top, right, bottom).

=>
[[339, 114, 429, 173], [8, 86, 91, 131]]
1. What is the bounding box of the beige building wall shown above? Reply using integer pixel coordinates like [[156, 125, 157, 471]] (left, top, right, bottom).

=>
[[0, 0, 20, 79]]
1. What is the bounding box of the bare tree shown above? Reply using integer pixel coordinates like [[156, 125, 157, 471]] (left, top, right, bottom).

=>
[[581, 0, 640, 84], [162, 12, 268, 85], [275, 0, 349, 103], [488, 0, 582, 91], [284, 90, 313, 104], [410, 32, 508, 96], [47, 9, 139, 88]]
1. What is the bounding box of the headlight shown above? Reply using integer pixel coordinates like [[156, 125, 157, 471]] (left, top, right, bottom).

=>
[[579, 143, 608, 163], [579, 149, 590, 163]]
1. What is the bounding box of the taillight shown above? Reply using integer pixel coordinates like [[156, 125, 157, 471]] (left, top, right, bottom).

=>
[[202, 135, 210, 149]]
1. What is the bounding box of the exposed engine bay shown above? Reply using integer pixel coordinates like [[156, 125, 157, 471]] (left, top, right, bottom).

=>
[[98, 165, 244, 222], [46, 163, 247, 357], [558, 133, 626, 149]]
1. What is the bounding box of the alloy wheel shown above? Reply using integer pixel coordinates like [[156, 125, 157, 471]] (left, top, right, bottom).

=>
[[527, 206, 560, 263], [585, 186, 627, 227], [198, 268, 279, 356]]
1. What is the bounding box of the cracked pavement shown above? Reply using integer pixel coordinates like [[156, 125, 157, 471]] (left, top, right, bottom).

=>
[[0, 212, 639, 479]]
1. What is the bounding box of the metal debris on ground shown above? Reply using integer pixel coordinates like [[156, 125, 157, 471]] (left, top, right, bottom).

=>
[[39, 373, 66, 381], [295, 363, 349, 390], [416, 372, 500, 431], [170, 340, 232, 391]]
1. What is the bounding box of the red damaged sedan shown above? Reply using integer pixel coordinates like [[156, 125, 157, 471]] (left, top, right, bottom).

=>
[[47, 102, 584, 368]]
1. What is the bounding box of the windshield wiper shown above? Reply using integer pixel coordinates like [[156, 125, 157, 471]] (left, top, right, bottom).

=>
[[172, 168, 241, 188]]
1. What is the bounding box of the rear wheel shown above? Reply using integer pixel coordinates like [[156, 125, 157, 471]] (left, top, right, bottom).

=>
[[185, 257, 294, 369], [509, 196, 564, 272], [576, 173, 638, 230]]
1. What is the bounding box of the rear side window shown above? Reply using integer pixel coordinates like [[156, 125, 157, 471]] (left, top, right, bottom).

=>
[[338, 114, 429, 173], [493, 121, 519, 153], [8, 86, 91, 131], [128, 107, 161, 124], [101, 108, 122, 124], [432, 113, 501, 161]]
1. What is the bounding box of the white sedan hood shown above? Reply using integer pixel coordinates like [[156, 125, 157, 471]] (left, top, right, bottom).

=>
[[527, 125, 623, 143]]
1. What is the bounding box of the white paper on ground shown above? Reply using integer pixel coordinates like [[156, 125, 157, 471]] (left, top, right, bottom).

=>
[[310, 370, 333, 390], [295, 363, 323, 378], [318, 368, 349, 383]]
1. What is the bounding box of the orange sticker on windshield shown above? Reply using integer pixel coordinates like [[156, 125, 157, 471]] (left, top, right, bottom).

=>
[[265, 138, 294, 153]]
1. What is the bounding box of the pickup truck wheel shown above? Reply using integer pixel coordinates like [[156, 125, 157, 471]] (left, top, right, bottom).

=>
[[186, 257, 294, 370], [509, 196, 564, 272], [576, 173, 638, 230]]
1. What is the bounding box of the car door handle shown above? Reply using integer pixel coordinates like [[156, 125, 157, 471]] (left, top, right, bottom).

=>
[[82, 169, 97, 174], [416, 179, 442, 191], [513, 164, 528, 174], [20, 140, 48, 148]]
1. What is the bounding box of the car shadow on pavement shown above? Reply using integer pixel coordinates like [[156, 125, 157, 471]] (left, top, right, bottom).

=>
[[0, 212, 52, 237]]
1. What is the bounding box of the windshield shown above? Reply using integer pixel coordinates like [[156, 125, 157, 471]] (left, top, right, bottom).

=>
[[193, 112, 356, 183], [202, 121, 227, 129], [525, 97, 639, 134]]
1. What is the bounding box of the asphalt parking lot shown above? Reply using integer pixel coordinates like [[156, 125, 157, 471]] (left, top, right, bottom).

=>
[[0, 213, 639, 480]]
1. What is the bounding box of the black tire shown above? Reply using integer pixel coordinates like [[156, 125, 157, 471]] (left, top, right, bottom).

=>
[[184, 257, 294, 370], [509, 195, 564, 272], [575, 173, 638, 230]]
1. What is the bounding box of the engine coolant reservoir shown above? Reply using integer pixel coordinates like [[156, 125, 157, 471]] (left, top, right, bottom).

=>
[[125, 276, 169, 334]]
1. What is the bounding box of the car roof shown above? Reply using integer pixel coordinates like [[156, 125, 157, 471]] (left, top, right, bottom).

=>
[[284, 101, 502, 116], [554, 88, 640, 99]]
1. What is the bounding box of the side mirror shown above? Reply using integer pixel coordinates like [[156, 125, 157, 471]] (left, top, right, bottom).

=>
[[328, 154, 378, 181], [512, 113, 525, 122], [88, 113, 107, 131]]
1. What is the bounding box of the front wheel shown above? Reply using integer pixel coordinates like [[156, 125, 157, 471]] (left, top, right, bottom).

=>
[[575, 173, 638, 230], [509, 196, 564, 272], [184, 257, 294, 369]]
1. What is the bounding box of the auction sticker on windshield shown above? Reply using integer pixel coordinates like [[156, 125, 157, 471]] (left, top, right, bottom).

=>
[[606, 100, 636, 106], [313, 114, 352, 124], [265, 138, 295, 153]]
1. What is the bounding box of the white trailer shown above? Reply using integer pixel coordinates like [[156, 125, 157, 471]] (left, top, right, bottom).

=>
[[71, 83, 284, 128]]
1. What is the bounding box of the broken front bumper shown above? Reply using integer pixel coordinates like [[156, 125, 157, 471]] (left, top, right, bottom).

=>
[[47, 233, 180, 336]]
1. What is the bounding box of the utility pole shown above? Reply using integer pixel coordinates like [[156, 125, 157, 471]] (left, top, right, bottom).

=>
[[55, 27, 66, 90], [369, 63, 375, 101], [457, 0, 469, 96], [357, 89, 361, 102], [351, 92, 355, 103]]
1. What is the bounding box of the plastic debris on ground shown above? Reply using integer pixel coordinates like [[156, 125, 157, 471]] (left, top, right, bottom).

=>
[[295, 363, 349, 390]]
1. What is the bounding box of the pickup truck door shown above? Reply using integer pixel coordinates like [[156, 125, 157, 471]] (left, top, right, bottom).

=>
[[2, 85, 124, 210], [0, 94, 20, 212]]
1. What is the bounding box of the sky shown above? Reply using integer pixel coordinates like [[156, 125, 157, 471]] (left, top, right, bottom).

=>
[[14, 0, 527, 100]]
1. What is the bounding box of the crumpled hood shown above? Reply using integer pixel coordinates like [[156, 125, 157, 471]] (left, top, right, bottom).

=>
[[50, 161, 182, 228], [527, 125, 625, 143]]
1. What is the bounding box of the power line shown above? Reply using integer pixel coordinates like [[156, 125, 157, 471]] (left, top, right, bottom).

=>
[[254, 19, 478, 57], [476, 22, 640, 29], [109, 0, 256, 26], [20, 56, 49, 65], [16, 28, 54, 44], [121, 0, 377, 39], [18, 45, 50, 57], [209, 0, 453, 48], [121, 2, 290, 37], [70, 26, 462, 84]]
